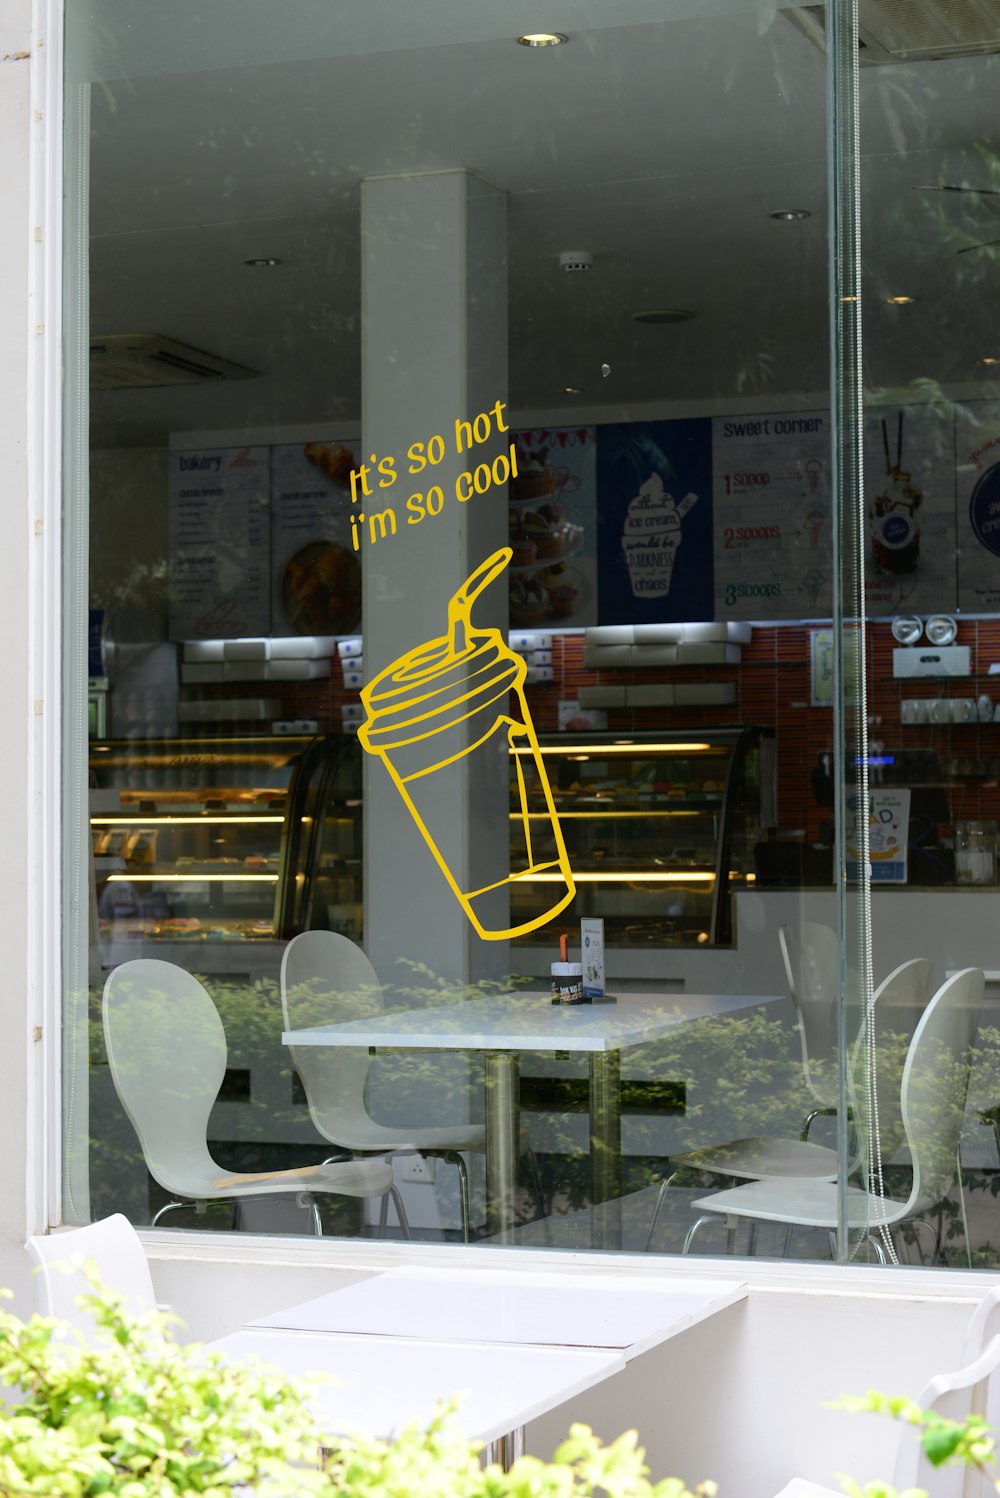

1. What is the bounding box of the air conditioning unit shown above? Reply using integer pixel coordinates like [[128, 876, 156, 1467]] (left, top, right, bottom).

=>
[[90, 333, 259, 390], [782, 0, 1000, 64]]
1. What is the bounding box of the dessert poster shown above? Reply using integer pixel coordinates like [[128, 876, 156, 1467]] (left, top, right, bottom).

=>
[[508, 427, 598, 629], [595, 419, 713, 623], [957, 400, 1000, 613], [862, 405, 957, 617], [167, 446, 271, 640], [271, 439, 362, 636], [712, 410, 832, 620]]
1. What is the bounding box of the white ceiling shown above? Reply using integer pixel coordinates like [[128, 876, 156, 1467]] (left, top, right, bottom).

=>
[[79, 3, 1000, 447]]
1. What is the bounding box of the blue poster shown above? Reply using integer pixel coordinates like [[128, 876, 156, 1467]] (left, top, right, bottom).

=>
[[596, 420, 713, 623]]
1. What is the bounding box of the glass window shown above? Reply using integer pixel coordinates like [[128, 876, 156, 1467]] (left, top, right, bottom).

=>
[[65, 0, 991, 1268]]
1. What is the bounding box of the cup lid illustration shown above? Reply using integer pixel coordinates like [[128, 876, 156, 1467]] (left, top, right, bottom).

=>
[[360, 548, 523, 753]]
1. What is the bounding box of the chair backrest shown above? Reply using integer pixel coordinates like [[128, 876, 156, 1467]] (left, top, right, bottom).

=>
[[893, 1332, 1000, 1498], [960, 1283, 1000, 1366], [779, 921, 857, 1109], [102, 959, 228, 1195], [899, 966, 984, 1217], [280, 931, 384, 1147], [26, 1213, 157, 1338], [835, 957, 932, 1183]]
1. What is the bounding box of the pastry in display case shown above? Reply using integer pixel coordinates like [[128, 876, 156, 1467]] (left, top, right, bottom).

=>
[[508, 726, 775, 947], [89, 734, 362, 966]]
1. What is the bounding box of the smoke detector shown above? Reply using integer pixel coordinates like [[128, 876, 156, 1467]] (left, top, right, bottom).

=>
[[559, 250, 593, 272]]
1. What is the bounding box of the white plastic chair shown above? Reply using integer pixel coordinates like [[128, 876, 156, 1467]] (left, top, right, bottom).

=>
[[685, 967, 984, 1261], [103, 959, 400, 1235], [27, 1213, 156, 1336], [773, 1330, 1000, 1498], [780, 921, 861, 1140], [643, 957, 931, 1254], [281, 931, 490, 1241]]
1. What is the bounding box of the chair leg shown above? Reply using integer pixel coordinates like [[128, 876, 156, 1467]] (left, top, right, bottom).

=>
[[523, 1146, 547, 1224], [443, 1151, 473, 1244], [827, 1228, 837, 1261], [150, 1200, 189, 1228], [800, 1105, 836, 1142], [782, 1225, 793, 1257], [388, 1185, 412, 1240], [378, 1188, 390, 1237], [746, 1221, 758, 1256], [642, 1171, 679, 1252], [682, 1214, 718, 1254]]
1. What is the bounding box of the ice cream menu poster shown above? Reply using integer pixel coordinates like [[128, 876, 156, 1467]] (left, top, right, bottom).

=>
[[167, 446, 271, 640], [509, 427, 598, 630], [271, 441, 362, 637], [712, 411, 832, 620], [595, 420, 714, 623]]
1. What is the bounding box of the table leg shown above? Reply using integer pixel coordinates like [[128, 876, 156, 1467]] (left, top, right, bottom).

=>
[[485, 1050, 520, 1241], [485, 1426, 525, 1471], [589, 1050, 621, 1249]]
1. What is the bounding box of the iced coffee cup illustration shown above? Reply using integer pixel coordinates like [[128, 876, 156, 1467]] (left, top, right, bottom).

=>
[[870, 413, 921, 575], [621, 475, 698, 599], [359, 547, 575, 941]]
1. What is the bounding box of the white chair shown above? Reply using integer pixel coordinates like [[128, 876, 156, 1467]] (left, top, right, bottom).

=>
[[281, 931, 491, 1241], [774, 1330, 1000, 1498], [685, 967, 984, 1261], [643, 957, 931, 1254], [103, 959, 401, 1235], [27, 1213, 156, 1335], [780, 921, 860, 1141]]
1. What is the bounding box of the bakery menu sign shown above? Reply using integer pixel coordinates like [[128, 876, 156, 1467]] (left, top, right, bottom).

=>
[[712, 410, 832, 621], [168, 446, 270, 640], [271, 441, 361, 636]]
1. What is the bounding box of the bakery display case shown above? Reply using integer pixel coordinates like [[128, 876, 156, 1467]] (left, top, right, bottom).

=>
[[90, 734, 362, 963], [509, 726, 776, 947]]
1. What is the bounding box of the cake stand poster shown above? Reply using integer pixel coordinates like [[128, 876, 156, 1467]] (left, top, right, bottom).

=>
[[595, 420, 713, 623], [271, 439, 362, 636], [508, 427, 597, 630], [711, 410, 832, 620], [957, 400, 1000, 612], [845, 787, 910, 885], [168, 446, 271, 640], [862, 405, 957, 617]]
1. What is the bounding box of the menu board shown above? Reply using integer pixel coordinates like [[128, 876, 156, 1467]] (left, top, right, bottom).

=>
[[957, 400, 1000, 612], [271, 439, 361, 636], [168, 446, 270, 640], [595, 419, 714, 623], [509, 427, 597, 630], [712, 410, 831, 620], [862, 406, 958, 617]]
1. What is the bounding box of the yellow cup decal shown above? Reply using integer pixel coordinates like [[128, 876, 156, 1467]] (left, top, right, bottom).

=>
[[359, 547, 575, 940]]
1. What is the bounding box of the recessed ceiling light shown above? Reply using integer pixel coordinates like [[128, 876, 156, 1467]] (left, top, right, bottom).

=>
[[244, 257, 282, 268], [769, 208, 810, 221], [561, 385, 582, 394], [978, 356, 1000, 366], [631, 309, 695, 325], [884, 294, 916, 305], [517, 32, 567, 46]]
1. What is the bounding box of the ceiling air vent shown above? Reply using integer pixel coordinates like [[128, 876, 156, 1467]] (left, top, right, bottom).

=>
[[90, 333, 259, 390], [782, 0, 1000, 63]]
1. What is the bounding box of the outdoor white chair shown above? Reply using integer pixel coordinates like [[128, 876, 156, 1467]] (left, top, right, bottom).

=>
[[773, 1330, 1000, 1498], [684, 966, 984, 1261], [643, 956, 931, 1254], [27, 1213, 157, 1335], [281, 931, 496, 1242], [103, 959, 402, 1235]]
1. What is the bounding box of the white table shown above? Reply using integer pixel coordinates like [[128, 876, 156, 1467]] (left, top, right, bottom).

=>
[[249, 1264, 747, 1355], [209, 1326, 625, 1456], [284, 989, 779, 1240]]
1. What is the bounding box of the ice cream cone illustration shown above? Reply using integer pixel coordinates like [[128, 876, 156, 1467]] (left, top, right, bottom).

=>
[[805, 510, 825, 548], [802, 568, 824, 609], [621, 475, 698, 599], [870, 412, 921, 574], [805, 458, 823, 494], [359, 547, 575, 941]]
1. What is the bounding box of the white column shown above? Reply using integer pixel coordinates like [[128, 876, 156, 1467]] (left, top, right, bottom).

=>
[[360, 170, 510, 987]]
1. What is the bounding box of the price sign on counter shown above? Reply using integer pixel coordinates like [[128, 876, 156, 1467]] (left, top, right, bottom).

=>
[[712, 411, 831, 620], [581, 917, 605, 999]]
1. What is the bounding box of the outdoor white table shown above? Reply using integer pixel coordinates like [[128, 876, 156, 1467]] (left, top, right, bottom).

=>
[[284, 989, 779, 1240], [248, 1264, 748, 1356], [207, 1326, 625, 1461]]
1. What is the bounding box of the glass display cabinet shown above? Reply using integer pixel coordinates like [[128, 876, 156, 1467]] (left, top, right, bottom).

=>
[[89, 734, 362, 964], [509, 726, 775, 947]]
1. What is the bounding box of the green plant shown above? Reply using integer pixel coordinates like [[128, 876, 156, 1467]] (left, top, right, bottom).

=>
[[833, 1389, 1000, 1497], [0, 1268, 715, 1498]]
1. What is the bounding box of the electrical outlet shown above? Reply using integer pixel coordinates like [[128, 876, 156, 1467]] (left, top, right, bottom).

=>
[[399, 1154, 436, 1185]]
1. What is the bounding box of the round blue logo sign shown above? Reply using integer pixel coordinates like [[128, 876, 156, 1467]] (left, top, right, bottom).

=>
[[970, 461, 1000, 557]]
